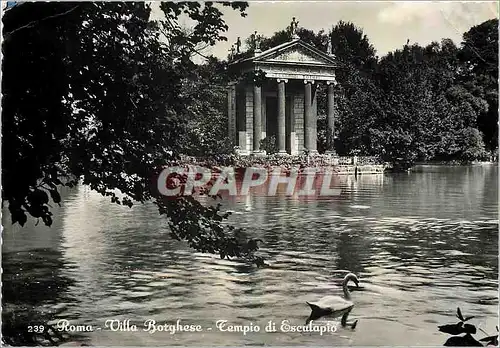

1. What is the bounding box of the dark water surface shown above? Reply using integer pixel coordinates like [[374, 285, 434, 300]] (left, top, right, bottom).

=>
[[3, 165, 498, 345]]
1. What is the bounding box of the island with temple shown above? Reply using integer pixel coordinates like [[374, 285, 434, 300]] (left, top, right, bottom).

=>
[[219, 18, 388, 175]]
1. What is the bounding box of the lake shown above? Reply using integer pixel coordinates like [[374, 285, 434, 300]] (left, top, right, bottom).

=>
[[2, 164, 498, 346]]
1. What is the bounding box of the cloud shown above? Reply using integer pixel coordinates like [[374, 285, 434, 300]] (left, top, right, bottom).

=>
[[377, 2, 441, 25], [377, 2, 498, 27]]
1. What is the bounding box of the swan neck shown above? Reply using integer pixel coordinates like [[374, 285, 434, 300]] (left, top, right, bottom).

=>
[[342, 278, 351, 299]]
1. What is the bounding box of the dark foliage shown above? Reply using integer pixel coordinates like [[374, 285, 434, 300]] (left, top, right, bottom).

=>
[[459, 19, 498, 151], [259, 136, 278, 155], [439, 307, 498, 347], [2, 1, 267, 266], [237, 19, 497, 163]]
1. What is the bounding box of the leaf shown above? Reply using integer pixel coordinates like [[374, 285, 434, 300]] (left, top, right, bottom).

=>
[[26, 205, 43, 218], [12, 210, 27, 227], [479, 335, 498, 346], [456, 307, 465, 321], [49, 189, 61, 204], [463, 323, 477, 334], [479, 335, 498, 342], [30, 189, 49, 205], [439, 322, 465, 335], [444, 334, 483, 347], [42, 215, 53, 227]]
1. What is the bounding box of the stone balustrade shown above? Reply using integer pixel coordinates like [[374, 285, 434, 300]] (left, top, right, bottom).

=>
[[175, 154, 385, 170]]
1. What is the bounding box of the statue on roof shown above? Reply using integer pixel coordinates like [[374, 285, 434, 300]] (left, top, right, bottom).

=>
[[327, 38, 333, 55], [253, 31, 261, 52], [228, 45, 236, 60], [236, 37, 241, 53], [290, 17, 299, 39]]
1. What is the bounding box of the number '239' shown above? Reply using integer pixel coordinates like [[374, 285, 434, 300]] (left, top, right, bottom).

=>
[[27, 325, 45, 333]]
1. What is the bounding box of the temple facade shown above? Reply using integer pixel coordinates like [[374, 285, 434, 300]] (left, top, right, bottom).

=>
[[227, 29, 338, 156]]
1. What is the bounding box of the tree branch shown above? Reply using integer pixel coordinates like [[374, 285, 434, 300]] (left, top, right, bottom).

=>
[[189, 44, 211, 59], [4, 5, 81, 42]]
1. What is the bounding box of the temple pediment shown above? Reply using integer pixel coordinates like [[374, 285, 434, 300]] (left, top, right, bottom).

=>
[[233, 39, 337, 68], [257, 44, 333, 65], [229, 37, 338, 81]]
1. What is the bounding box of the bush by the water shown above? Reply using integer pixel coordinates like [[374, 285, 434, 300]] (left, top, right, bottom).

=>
[[259, 136, 278, 155]]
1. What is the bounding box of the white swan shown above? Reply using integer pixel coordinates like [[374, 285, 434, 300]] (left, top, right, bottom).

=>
[[306, 273, 359, 327]]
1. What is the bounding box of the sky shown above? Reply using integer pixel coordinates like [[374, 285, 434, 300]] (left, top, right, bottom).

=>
[[2, 1, 497, 60], [151, 1, 498, 60]]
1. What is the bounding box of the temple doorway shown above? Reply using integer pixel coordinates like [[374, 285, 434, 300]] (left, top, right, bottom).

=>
[[265, 96, 292, 154]]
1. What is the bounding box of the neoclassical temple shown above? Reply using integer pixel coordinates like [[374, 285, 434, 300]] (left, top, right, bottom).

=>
[[227, 22, 338, 155]]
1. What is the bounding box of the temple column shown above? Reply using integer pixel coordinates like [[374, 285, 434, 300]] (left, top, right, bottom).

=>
[[304, 80, 317, 153], [304, 80, 311, 152], [326, 80, 336, 154], [227, 83, 236, 145], [253, 84, 263, 152], [261, 95, 266, 140], [312, 84, 317, 153], [277, 79, 287, 154], [227, 85, 232, 136]]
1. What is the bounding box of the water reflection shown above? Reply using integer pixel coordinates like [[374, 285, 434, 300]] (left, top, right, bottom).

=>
[[2, 248, 79, 345], [2, 248, 76, 308], [2, 185, 80, 327], [1, 165, 498, 345]]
